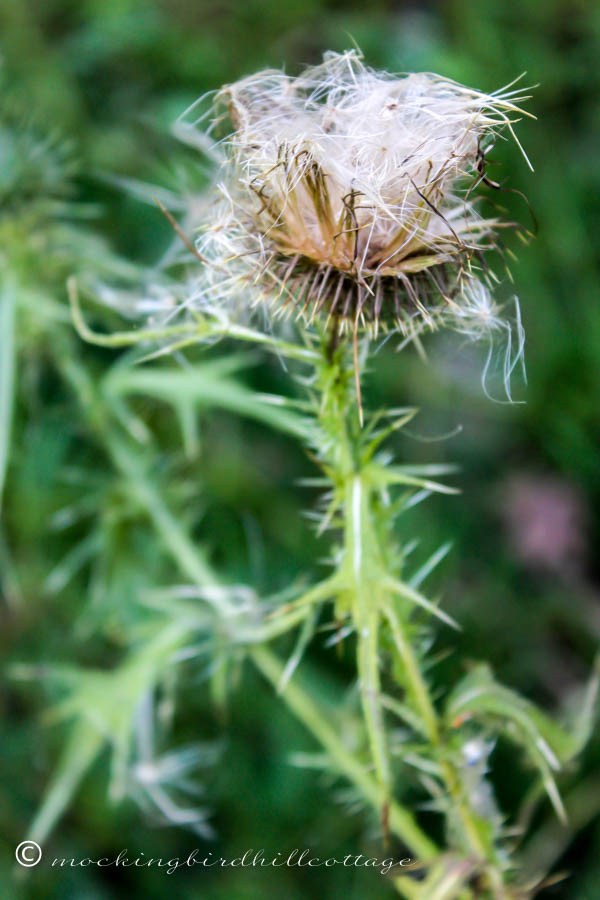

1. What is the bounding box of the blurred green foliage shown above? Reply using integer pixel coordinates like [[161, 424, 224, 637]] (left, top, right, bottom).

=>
[[1, 0, 599, 897]]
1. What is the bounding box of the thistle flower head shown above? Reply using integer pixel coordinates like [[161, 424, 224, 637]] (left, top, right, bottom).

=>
[[190, 50, 532, 340]]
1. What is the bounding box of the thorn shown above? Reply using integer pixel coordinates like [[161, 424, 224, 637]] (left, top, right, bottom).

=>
[[353, 321, 364, 428], [154, 197, 209, 266]]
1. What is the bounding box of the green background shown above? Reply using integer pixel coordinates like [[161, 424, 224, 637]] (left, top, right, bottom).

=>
[[1, 0, 599, 896]]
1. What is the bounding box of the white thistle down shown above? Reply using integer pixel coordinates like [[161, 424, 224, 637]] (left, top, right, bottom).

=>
[[180, 50, 533, 344]]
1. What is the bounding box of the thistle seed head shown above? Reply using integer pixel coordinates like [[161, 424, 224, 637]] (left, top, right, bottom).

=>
[[189, 50, 532, 340]]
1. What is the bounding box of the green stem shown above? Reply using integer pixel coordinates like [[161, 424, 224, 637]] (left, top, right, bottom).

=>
[[345, 475, 391, 797], [69, 276, 319, 363], [385, 602, 500, 878], [383, 602, 439, 743], [317, 337, 506, 896], [250, 643, 438, 860]]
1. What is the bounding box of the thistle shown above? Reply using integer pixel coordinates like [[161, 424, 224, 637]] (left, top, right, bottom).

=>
[[190, 50, 532, 343], [37, 50, 596, 900]]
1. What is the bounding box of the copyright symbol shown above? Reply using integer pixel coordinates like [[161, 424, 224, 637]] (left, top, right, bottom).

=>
[[15, 841, 42, 867]]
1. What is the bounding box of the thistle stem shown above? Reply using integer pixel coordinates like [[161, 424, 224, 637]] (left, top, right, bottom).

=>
[[314, 333, 508, 896], [249, 643, 438, 860], [383, 601, 491, 866], [345, 475, 392, 800]]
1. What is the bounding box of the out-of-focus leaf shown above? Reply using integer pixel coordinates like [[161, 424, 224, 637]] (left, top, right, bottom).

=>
[[445, 664, 591, 821], [21, 623, 190, 845], [103, 360, 309, 439], [0, 275, 16, 514], [27, 721, 103, 848]]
